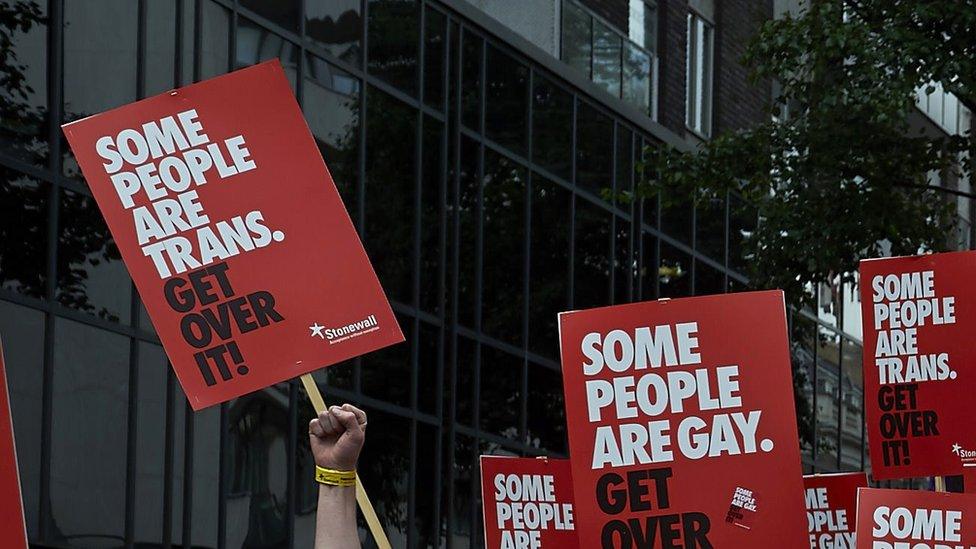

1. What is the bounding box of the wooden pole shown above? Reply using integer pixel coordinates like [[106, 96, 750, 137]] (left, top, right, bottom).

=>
[[300, 374, 391, 549], [935, 476, 946, 492]]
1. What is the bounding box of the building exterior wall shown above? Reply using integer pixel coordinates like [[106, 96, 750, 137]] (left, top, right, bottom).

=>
[[0, 0, 870, 547]]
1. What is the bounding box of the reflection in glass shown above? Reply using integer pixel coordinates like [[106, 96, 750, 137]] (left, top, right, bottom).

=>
[[791, 316, 817, 471], [364, 87, 416, 304], [639, 231, 658, 300], [660, 188, 693, 245], [532, 76, 573, 180], [237, 16, 299, 86], [0, 0, 47, 166], [418, 321, 441, 414], [461, 30, 482, 131], [613, 218, 633, 303], [576, 102, 613, 197], [0, 169, 48, 298], [694, 260, 725, 296], [529, 176, 571, 358], [574, 198, 611, 309], [241, 0, 300, 32], [527, 365, 566, 453], [450, 434, 476, 548], [592, 19, 622, 98], [454, 337, 477, 427], [485, 45, 528, 156], [306, 0, 361, 64], [728, 193, 756, 274], [482, 151, 525, 345], [840, 340, 864, 470], [658, 241, 690, 297], [414, 423, 439, 547], [368, 0, 419, 96], [134, 343, 169, 544], [560, 0, 591, 79], [480, 346, 522, 441], [146, 1, 176, 96], [623, 42, 650, 113], [454, 137, 480, 328], [50, 318, 129, 543], [200, 1, 231, 80], [57, 188, 129, 322], [304, 54, 360, 218]]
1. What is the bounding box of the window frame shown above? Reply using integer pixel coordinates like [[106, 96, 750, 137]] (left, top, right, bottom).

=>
[[685, 9, 714, 138]]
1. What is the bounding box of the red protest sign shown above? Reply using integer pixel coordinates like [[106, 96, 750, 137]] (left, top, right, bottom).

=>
[[0, 341, 28, 548], [558, 290, 807, 547], [859, 251, 976, 479], [480, 456, 578, 548], [804, 472, 868, 549], [62, 60, 403, 409], [856, 487, 976, 548]]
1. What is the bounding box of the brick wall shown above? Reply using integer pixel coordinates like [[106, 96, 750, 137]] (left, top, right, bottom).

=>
[[713, 0, 773, 134]]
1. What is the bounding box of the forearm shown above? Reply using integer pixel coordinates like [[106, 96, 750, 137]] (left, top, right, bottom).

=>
[[315, 484, 360, 549]]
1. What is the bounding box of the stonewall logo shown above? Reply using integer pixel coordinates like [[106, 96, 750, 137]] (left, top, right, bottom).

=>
[[952, 443, 976, 467], [309, 315, 380, 345]]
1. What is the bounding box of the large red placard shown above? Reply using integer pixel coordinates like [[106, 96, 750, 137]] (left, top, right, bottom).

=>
[[62, 60, 403, 409], [558, 290, 807, 547], [859, 251, 976, 478], [480, 456, 578, 548], [856, 488, 976, 548], [0, 340, 28, 548], [804, 472, 868, 549]]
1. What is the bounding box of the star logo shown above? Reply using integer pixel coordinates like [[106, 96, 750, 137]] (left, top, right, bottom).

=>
[[309, 323, 325, 339], [953, 443, 962, 456]]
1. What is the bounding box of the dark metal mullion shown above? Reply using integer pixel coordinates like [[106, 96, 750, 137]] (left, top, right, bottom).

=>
[[38, 0, 63, 539], [123, 3, 148, 546], [181, 3, 204, 545], [353, 0, 368, 393], [407, 5, 426, 546], [444, 24, 463, 547], [520, 68, 533, 446]]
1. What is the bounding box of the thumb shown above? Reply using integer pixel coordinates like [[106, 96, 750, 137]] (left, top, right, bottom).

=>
[[331, 406, 362, 434]]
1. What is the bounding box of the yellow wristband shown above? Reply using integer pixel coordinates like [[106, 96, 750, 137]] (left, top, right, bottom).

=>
[[315, 466, 357, 487]]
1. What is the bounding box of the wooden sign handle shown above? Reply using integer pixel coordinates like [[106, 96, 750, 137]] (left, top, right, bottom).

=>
[[300, 374, 392, 549]]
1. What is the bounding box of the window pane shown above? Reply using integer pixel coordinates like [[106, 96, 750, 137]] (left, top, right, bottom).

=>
[[62, 0, 137, 177], [146, 0, 176, 96], [532, 76, 573, 180], [529, 176, 571, 358], [485, 45, 528, 155], [454, 138, 480, 328], [364, 87, 416, 304], [134, 342, 168, 543], [840, 340, 864, 470], [573, 198, 611, 309], [694, 260, 725, 296], [639, 230, 658, 300], [728, 193, 756, 274], [660, 189, 693, 244], [368, 0, 420, 96], [57, 188, 130, 323], [0, 169, 49, 298], [306, 0, 362, 65], [418, 322, 441, 414], [50, 318, 129, 541], [575, 102, 613, 197], [592, 19, 621, 98], [424, 6, 447, 109], [415, 423, 440, 547], [0, 300, 44, 537], [560, 0, 591, 79], [304, 54, 361, 221], [461, 30, 482, 132], [613, 218, 633, 303], [420, 117, 445, 314], [527, 364, 566, 454], [454, 337, 476, 427], [0, 0, 48, 167], [480, 346, 523, 441], [236, 17, 299, 87], [449, 433, 476, 547], [622, 42, 650, 111], [791, 315, 816, 471], [362, 314, 412, 407], [482, 152, 526, 345], [696, 194, 725, 261], [200, 1, 231, 80], [241, 0, 299, 32], [628, 0, 657, 51], [357, 409, 411, 540], [658, 241, 690, 297]]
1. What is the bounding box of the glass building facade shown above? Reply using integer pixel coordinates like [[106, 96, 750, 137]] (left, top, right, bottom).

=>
[[0, 0, 878, 547]]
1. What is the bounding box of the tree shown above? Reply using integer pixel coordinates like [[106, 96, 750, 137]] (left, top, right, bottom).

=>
[[641, 0, 972, 313]]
